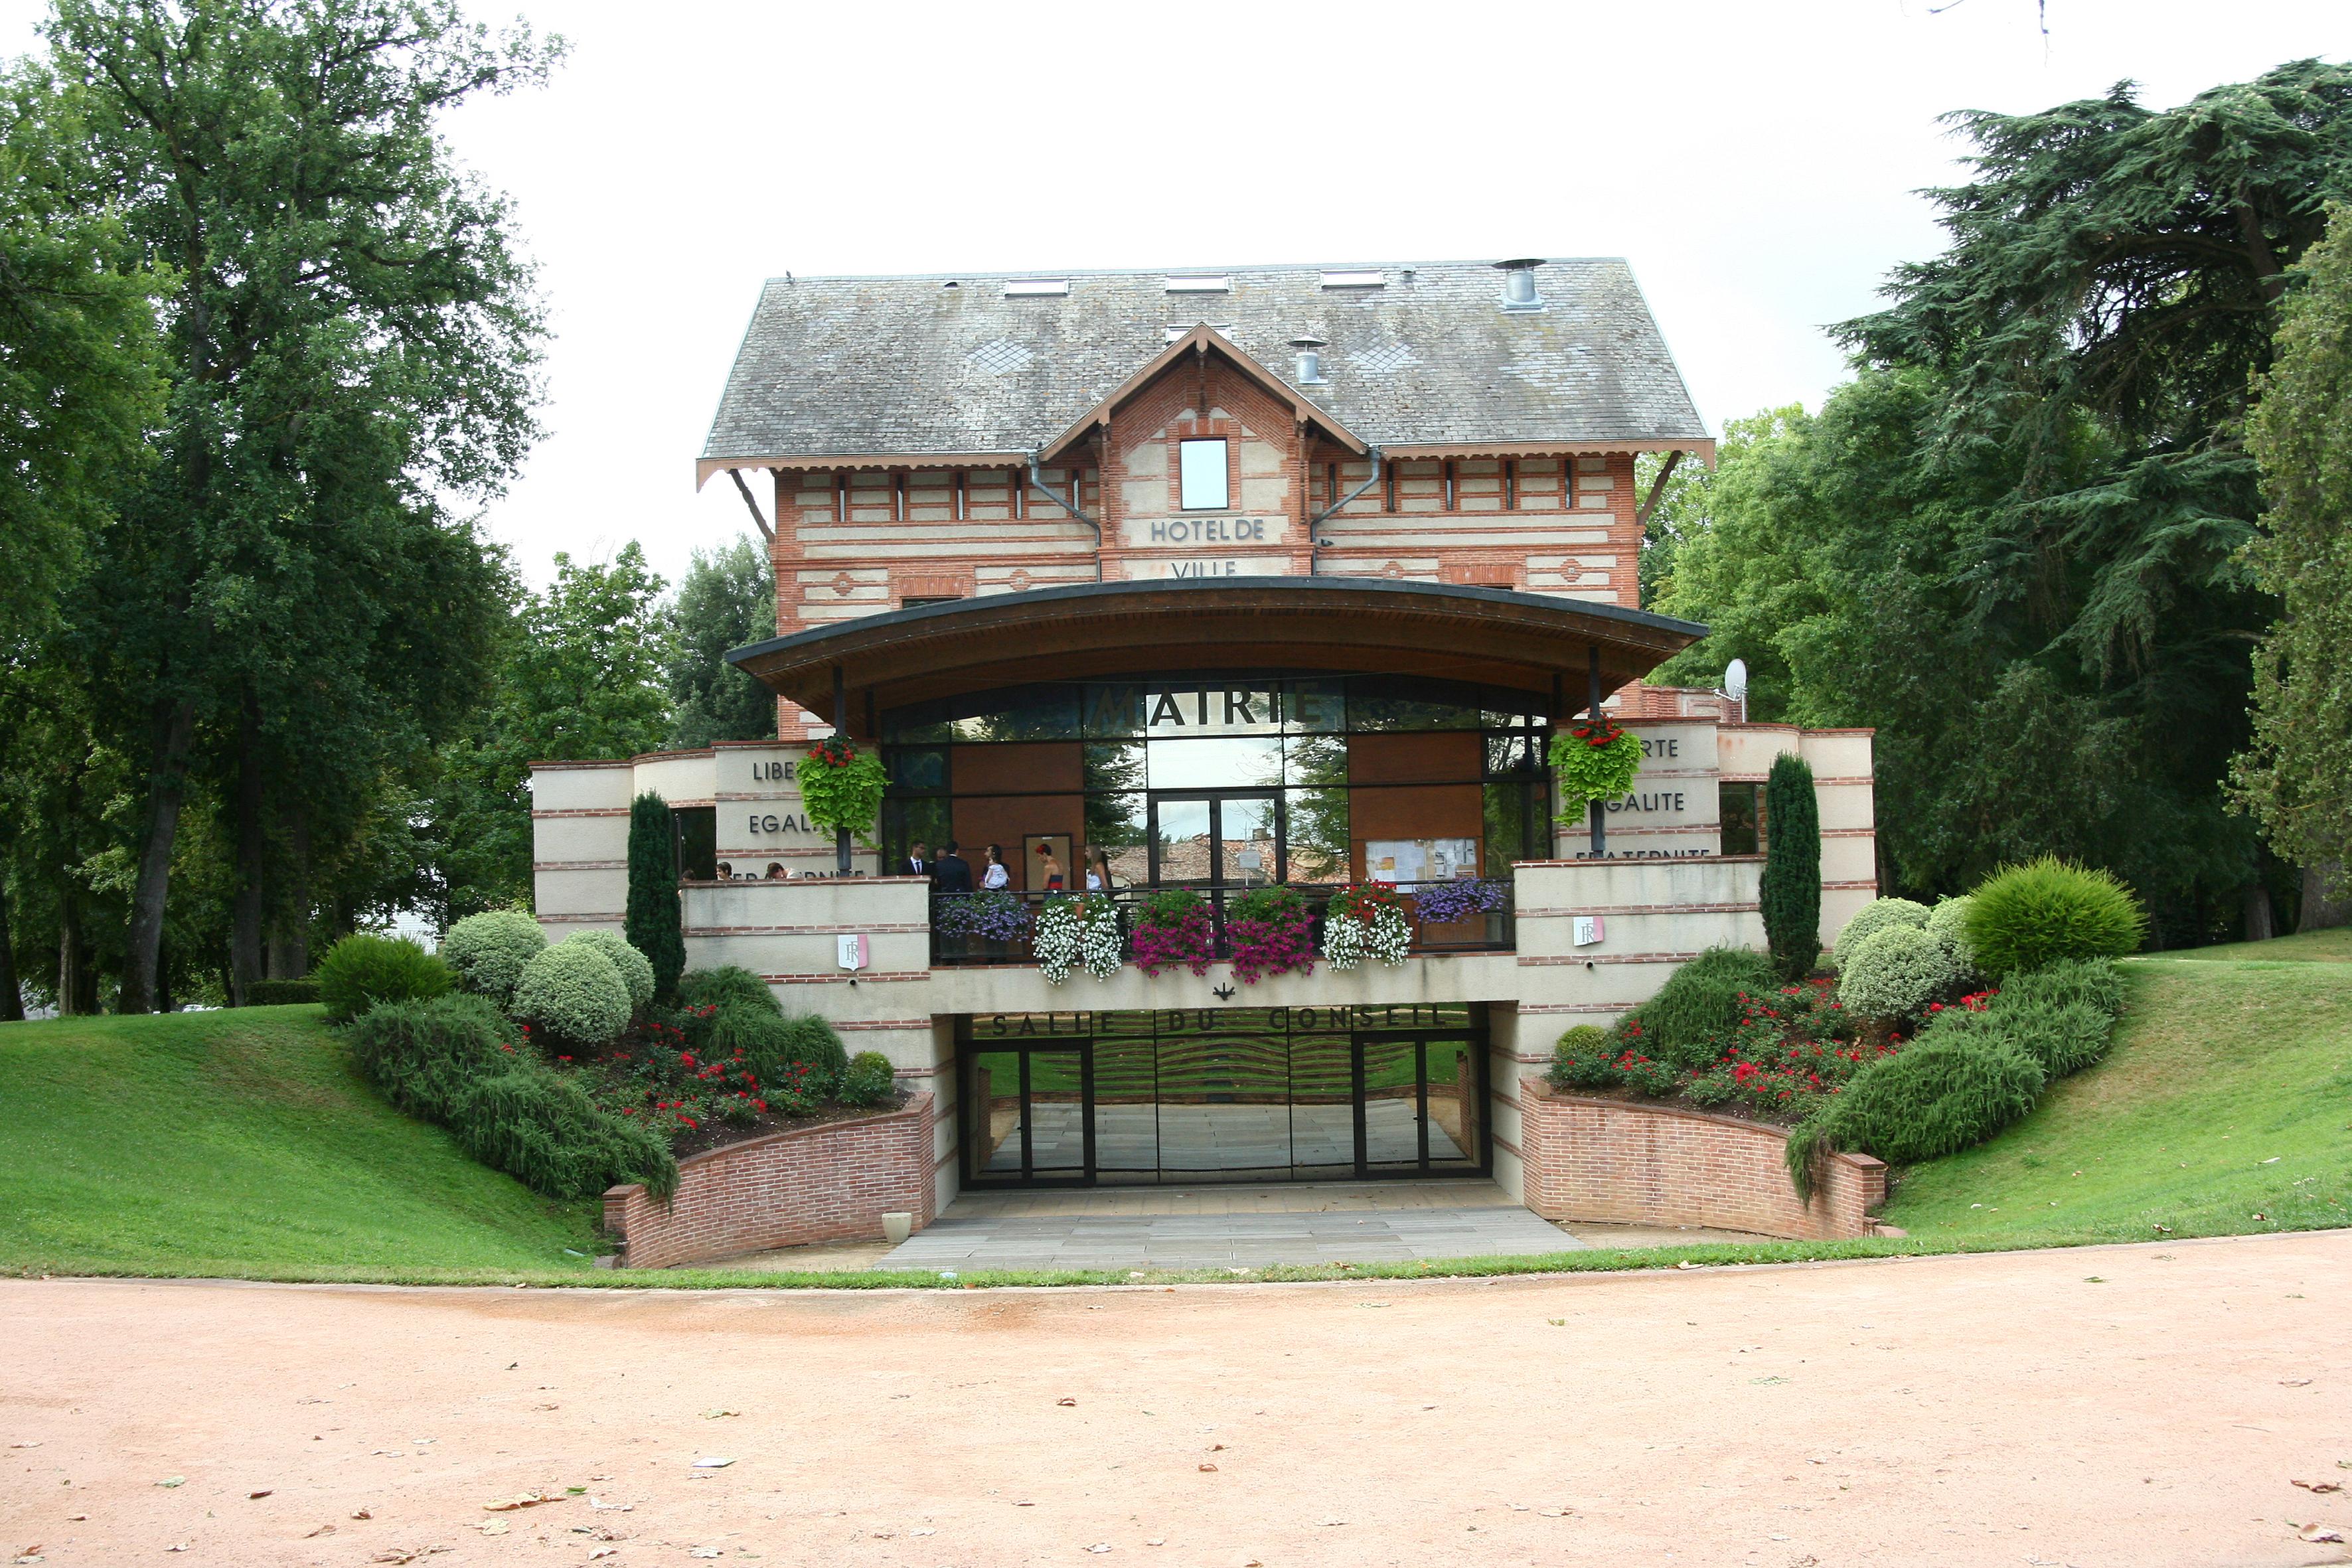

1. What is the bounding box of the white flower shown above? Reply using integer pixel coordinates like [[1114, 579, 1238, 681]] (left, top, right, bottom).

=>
[[1034, 900, 1081, 985], [1323, 911, 1366, 971]]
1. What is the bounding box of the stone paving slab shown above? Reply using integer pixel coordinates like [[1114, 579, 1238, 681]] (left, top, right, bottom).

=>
[[876, 1202, 1587, 1272]]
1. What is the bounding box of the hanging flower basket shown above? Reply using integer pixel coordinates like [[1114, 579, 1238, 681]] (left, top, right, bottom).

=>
[[1549, 718, 1643, 813], [799, 736, 888, 839], [1322, 882, 1413, 971], [1131, 888, 1215, 977], [932, 890, 1033, 942], [1035, 894, 1123, 984], [1226, 887, 1316, 984], [1410, 878, 1510, 926]]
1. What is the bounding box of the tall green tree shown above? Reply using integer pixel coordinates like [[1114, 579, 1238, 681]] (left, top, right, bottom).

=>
[[43, 0, 560, 1010], [427, 546, 671, 921], [624, 793, 684, 1004], [664, 535, 777, 749], [2234, 202, 2352, 926], [1761, 751, 1820, 978]]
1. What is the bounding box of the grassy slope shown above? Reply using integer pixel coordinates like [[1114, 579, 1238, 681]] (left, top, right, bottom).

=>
[[0, 1006, 601, 1279], [1882, 930, 2352, 1243]]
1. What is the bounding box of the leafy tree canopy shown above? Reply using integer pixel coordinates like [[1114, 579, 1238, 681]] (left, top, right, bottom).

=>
[[663, 535, 777, 749]]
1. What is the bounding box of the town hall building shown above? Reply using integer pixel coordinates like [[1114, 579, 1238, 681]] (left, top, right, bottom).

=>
[[530, 259, 1878, 1225]]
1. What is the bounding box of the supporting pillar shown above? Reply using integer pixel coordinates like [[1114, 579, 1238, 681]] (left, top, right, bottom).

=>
[[1587, 645, 1607, 859], [833, 665, 852, 876]]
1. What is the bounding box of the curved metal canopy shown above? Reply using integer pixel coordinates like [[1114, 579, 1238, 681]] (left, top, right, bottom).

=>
[[725, 576, 1707, 733]]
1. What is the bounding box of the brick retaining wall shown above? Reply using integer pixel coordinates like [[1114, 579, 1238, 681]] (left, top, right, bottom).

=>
[[1519, 1081, 1885, 1240], [603, 1093, 935, 1269]]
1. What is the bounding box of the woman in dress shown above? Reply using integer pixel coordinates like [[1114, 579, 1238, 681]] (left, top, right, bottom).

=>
[[1037, 843, 1065, 891], [1083, 846, 1115, 891], [981, 843, 1010, 890]]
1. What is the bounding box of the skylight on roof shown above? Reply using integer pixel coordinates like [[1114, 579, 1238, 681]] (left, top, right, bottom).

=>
[[1164, 275, 1230, 293], [1320, 270, 1385, 289], [1002, 278, 1069, 297]]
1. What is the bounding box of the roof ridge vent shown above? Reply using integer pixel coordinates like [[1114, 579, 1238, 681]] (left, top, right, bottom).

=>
[[1288, 335, 1328, 385], [1496, 258, 1545, 311]]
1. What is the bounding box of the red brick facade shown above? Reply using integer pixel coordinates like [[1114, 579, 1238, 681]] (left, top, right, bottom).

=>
[[1518, 1080, 1886, 1240], [603, 1093, 935, 1269]]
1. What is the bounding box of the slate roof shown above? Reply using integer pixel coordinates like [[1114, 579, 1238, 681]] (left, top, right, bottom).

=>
[[699, 258, 1709, 467]]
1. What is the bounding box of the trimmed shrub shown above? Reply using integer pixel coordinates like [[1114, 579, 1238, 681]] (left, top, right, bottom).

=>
[[315, 933, 452, 1024], [625, 793, 687, 1004], [1835, 924, 1964, 1024], [1838, 897, 1929, 953], [1547, 1024, 1618, 1089], [838, 1050, 896, 1107], [1995, 957, 2124, 1021], [1964, 856, 2147, 977], [345, 994, 676, 1201], [678, 966, 780, 1017], [437, 910, 546, 1004], [1924, 895, 1977, 973], [1992, 999, 2117, 1079], [780, 1014, 849, 1087], [567, 929, 655, 1010], [1761, 752, 1821, 979], [708, 1005, 848, 1091], [1618, 947, 1782, 1071], [512, 941, 633, 1048], [1788, 1034, 2045, 1192], [244, 978, 319, 1006], [449, 1068, 678, 1201]]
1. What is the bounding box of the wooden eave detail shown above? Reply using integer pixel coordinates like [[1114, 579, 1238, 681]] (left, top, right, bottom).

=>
[[1379, 436, 1718, 469], [1036, 326, 1370, 463], [694, 452, 1030, 489]]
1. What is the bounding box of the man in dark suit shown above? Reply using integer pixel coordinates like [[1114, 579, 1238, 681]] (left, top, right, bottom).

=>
[[934, 840, 975, 895], [898, 842, 932, 880]]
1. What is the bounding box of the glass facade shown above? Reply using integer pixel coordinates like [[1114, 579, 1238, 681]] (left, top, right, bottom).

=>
[[881, 674, 1553, 892], [959, 1004, 1488, 1187]]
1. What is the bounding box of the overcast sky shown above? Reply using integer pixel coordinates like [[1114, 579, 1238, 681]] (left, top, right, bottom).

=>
[[3, 1, 2342, 588]]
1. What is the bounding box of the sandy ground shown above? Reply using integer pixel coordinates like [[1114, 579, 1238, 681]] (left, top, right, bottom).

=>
[[4, 1231, 2349, 1568]]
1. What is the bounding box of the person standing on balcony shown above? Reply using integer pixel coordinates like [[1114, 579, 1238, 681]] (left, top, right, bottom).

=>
[[935, 841, 975, 894], [1084, 846, 1115, 891], [1037, 844, 1065, 891], [899, 842, 931, 880], [981, 844, 1010, 890]]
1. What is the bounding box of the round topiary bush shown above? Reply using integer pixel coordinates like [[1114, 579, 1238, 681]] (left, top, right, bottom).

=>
[[1616, 947, 1782, 1070], [1547, 1024, 1618, 1089], [565, 929, 655, 1010], [1835, 923, 1964, 1024], [678, 965, 780, 1017], [1837, 897, 1930, 954], [838, 1050, 897, 1107], [1963, 856, 2147, 978], [316, 933, 453, 1024], [1924, 895, 1978, 975], [437, 910, 546, 1004], [1802, 1034, 2045, 1169], [511, 940, 633, 1048]]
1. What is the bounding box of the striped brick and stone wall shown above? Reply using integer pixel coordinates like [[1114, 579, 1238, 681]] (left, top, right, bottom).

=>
[[1517, 1081, 1886, 1240], [603, 1092, 935, 1269]]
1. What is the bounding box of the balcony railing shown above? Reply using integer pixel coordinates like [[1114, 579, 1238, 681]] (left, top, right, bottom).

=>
[[927, 880, 1515, 968]]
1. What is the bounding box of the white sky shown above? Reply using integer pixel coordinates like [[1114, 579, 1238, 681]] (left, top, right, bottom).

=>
[[3, 1, 2343, 588]]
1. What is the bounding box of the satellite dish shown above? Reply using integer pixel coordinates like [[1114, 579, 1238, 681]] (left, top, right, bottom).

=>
[[1724, 658, 1749, 702]]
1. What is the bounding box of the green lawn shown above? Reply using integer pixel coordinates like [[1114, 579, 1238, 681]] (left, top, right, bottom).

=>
[[0, 1006, 602, 1280], [1881, 929, 2352, 1243]]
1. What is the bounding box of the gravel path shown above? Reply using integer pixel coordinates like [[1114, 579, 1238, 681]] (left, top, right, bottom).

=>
[[3, 1231, 2347, 1567]]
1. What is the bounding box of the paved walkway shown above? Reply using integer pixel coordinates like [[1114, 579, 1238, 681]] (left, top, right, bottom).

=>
[[878, 1178, 1583, 1270]]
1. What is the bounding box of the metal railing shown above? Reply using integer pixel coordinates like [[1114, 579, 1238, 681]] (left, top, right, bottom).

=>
[[926, 879, 1516, 968]]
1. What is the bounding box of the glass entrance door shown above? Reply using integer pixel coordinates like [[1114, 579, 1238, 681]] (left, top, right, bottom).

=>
[[1148, 793, 1282, 887], [1352, 1033, 1485, 1177], [963, 1045, 1095, 1187]]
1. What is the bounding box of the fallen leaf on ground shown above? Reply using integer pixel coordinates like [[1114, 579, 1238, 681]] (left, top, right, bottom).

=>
[[700, 1409, 737, 1419], [1056, 1397, 1077, 1407], [155, 1476, 185, 1488], [477, 1520, 509, 1537], [165, 1547, 191, 1555], [588, 1498, 632, 1512], [2292, 1479, 2343, 1494], [1197, 1464, 1217, 1473], [690, 1457, 734, 1468], [303, 1524, 335, 1538], [7, 1443, 37, 1449], [588, 1551, 617, 1562], [690, 1550, 722, 1560], [351, 1509, 372, 1520], [248, 1490, 272, 1500], [2280, 1377, 2314, 1387], [482, 1493, 561, 1512], [2300, 1524, 2345, 1543], [369, 1552, 416, 1565]]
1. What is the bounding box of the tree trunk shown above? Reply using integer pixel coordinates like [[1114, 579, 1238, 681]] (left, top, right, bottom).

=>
[[229, 689, 265, 1005], [2242, 881, 2276, 944], [285, 795, 311, 977], [0, 874, 22, 1022], [2300, 863, 2351, 933], [155, 936, 175, 1014], [120, 696, 198, 1014]]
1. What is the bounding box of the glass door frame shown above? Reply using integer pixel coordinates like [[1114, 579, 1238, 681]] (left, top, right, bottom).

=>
[[1145, 789, 1287, 888], [1346, 1030, 1490, 1179], [959, 1040, 1097, 1190]]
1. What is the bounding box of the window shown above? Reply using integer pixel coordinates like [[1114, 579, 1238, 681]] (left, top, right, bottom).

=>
[[1178, 439, 1229, 510], [902, 595, 961, 609], [671, 806, 717, 882], [1719, 783, 1761, 856]]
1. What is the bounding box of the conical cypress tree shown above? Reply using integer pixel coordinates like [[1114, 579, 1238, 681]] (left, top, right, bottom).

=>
[[1761, 752, 1820, 979], [625, 793, 686, 1005]]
